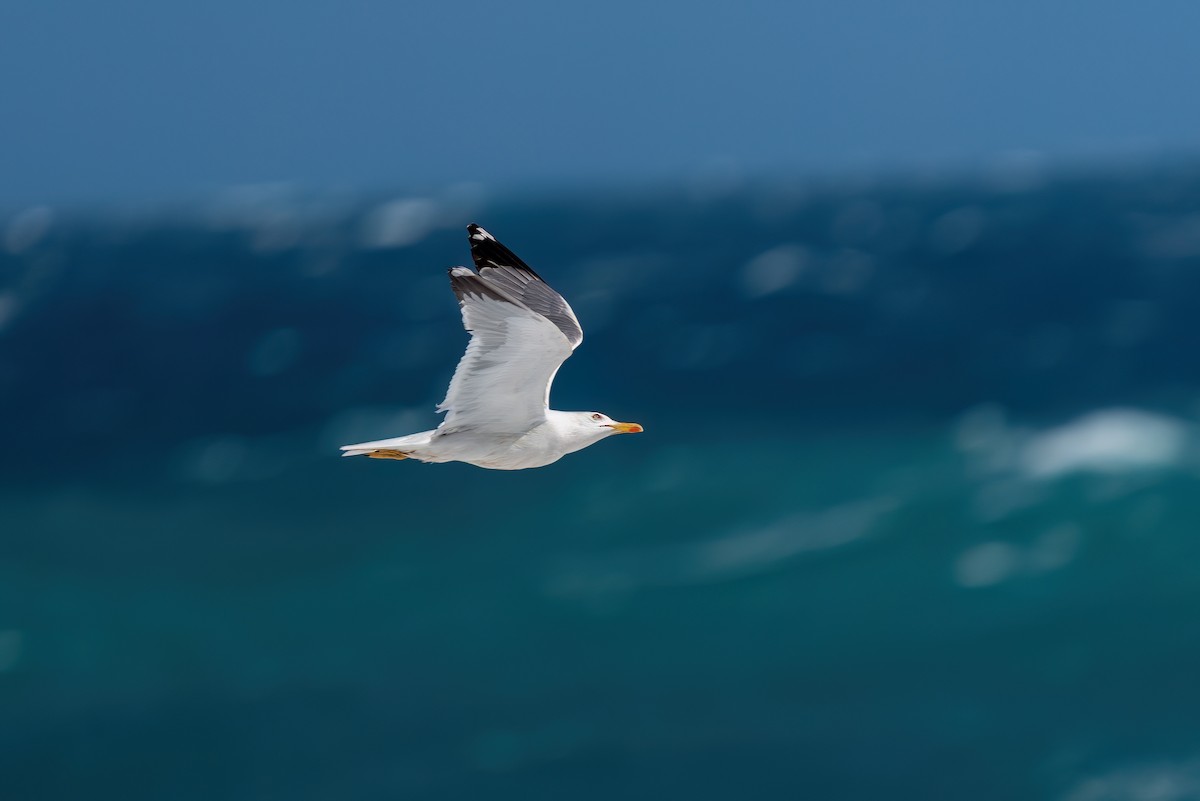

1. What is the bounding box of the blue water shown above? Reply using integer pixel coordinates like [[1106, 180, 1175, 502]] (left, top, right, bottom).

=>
[[4, 165, 1200, 800]]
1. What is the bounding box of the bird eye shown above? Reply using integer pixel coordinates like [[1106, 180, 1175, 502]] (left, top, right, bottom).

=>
[[591, 413, 603, 421]]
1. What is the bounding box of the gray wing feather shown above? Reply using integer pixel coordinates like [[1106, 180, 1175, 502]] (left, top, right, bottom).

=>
[[466, 223, 584, 349], [440, 266, 573, 433]]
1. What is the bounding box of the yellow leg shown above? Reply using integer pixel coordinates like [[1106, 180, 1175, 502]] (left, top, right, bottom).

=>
[[368, 449, 409, 461]]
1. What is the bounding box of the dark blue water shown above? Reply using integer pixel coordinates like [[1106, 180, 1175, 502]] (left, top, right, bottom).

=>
[[4, 165, 1200, 800]]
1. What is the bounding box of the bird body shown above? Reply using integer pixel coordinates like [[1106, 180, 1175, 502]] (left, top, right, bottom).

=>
[[340, 224, 642, 470], [341, 410, 634, 470]]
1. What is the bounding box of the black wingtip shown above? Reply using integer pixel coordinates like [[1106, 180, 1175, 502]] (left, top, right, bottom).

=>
[[466, 223, 494, 242], [464, 223, 542, 279]]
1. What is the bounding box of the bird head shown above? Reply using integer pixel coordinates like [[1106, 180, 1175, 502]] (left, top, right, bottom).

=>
[[577, 411, 644, 436]]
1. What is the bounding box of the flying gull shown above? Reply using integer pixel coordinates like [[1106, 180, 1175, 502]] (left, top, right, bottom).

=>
[[340, 224, 643, 469]]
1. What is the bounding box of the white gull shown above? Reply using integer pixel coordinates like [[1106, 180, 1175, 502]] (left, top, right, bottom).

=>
[[340, 224, 643, 470]]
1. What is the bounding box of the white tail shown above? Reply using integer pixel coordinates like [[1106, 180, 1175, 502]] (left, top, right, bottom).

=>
[[339, 431, 434, 457], [340, 448, 381, 458]]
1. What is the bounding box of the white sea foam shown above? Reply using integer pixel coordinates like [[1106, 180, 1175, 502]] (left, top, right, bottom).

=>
[[359, 198, 437, 249], [954, 405, 1191, 482], [1062, 756, 1200, 801], [4, 206, 53, 254], [1020, 409, 1188, 479], [740, 244, 808, 298], [546, 496, 898, 603]]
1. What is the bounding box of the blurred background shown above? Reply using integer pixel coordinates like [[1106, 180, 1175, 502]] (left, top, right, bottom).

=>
[[5, 2, 1200, 799]]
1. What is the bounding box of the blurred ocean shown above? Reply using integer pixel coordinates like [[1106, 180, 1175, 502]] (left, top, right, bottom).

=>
[[5, 163, 1200, 800]]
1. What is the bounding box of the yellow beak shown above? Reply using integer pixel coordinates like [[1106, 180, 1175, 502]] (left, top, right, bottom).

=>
[[608, 422, 644, 434]]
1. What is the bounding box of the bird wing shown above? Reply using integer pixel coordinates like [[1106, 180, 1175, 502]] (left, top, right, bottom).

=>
[[466, 224, 584, 348], [436, 226, 583, 434]]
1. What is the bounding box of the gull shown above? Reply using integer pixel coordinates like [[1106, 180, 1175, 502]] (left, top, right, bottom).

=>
[[340, 224, 643, 469]]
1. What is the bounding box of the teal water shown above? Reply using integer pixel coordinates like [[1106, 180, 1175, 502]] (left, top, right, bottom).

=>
[[4, 168, 1200, 799]]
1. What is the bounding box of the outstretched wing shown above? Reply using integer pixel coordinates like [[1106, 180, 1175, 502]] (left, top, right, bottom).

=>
[[436, 226, 583, 434], [466, 224, 584, 348]]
